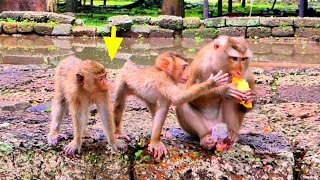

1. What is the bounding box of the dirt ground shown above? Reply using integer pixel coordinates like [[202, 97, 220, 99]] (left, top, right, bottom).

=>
[[0, 64, 319, 179]]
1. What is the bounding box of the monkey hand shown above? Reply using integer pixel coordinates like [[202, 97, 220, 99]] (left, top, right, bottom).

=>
[[243, 89, 257, 105], [148, 141, 168, 160], [200, 134, 216, 150], [64, 141, 82, 158], [47, 133, 60, 146], [208, 70, 229, 87], [224, 83, 246, 102]]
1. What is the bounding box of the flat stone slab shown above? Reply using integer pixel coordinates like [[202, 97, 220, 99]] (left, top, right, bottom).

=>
[[0, 101, 31, 111], [72, 26, 96, 37]]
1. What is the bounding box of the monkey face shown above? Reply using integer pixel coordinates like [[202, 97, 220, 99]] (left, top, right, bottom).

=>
[[96, 73, 109, 91]]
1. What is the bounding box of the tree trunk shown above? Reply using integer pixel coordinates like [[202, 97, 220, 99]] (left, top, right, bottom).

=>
[[66, 0, 78, 12], [203, 0, 209, 19], [217, 0, 222, 16], [162, 0, 185, 17], [241, 0, 246, 7], [0, 0, 46, 12]]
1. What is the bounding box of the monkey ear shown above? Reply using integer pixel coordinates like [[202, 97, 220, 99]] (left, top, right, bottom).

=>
[[76, 73, 84, 83], [214, 42, 220, 49], [160, 59, 170, 70]]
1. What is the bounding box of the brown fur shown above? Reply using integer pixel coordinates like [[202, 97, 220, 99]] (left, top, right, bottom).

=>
[[113, 51, 228, 159], [175, 36, 257, 150], [47, 56, 126, 157]]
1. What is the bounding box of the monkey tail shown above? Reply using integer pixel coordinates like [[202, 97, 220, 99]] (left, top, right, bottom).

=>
[[122, 59, 138, 70]]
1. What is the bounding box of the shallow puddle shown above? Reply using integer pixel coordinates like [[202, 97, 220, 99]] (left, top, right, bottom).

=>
[[0, 35, 320, 68]]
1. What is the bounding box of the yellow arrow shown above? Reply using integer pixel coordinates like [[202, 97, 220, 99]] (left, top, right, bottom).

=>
[[103, 26, 123, 61]]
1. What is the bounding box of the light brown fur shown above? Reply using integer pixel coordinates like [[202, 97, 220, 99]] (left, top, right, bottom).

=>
[[113, 51, 229, 159], [47, 56, 126, 157], [175, 36, 257, 150]]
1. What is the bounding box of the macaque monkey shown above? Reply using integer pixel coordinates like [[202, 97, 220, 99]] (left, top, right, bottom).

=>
[[175, 36, 257, 150], [46, 0, 57, 12], [113, 51, 229, 159], [47, 56, 126, 157]]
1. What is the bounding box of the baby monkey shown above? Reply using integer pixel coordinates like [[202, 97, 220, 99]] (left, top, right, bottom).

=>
[[113, 51, 229, 159], [47, 56, 126, 157]]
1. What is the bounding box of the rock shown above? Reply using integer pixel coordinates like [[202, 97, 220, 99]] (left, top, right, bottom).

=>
[[0, 22, 2, 33], [2, 22, 18, 34], [21, 11, 48, 23], [217, 27, 246, 36], [260, 17, 293, 27], [124, 25, 152, 38], [72, 26, 97, 37], [226, 17, 260, 27], [149, 27, 174, 38], [0, 101, 31, 111], [0, 11, 25, 21], [155, 15, 183, 30], [17, 23, 34, 33], [204, 17, 226, 28], [183, 17, 202, 29], [47, 13, 76, 24], [272, 26, 294, 37], [294, 17, 320, 28], [295, 28, 320, 38], [247, 27, 272, 38], [108, 15, 133, 31], [131, 16, 152, 25], [97, 25, 111, 36], [182, 28, 218, 39], [74, 19, 85, 26], [51, 24, 72, 36], [34, 23, 54, 35], [26, 102, 51, 112]]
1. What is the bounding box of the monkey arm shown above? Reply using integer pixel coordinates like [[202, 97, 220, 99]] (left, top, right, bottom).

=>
[[164, 80, 217, 106]]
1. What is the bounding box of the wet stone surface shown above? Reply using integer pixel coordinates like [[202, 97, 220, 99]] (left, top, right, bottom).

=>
[[0, 63, 319, 179]]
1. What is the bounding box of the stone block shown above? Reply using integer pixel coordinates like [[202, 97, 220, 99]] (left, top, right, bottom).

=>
[[218, 27, 246, 36], [247, 27, 271, 38], [34, 23, 54, 35], [108, 15, 133, 31], [47, 13, 75, 24], [260, 17, 293, 27], [72, 26, 97, 37], [295, 28, 320, 37], [0, 11, 25, 21], [51, 24, 72, 36], [156, 15, 183, 30], [2, 22, 18, 34], [17, 23, 34, 33], [272, 26, 294, 37], [204, 17, 226, 28], [131, 16, 152, 24], [21, 11, 48, 23], [97, 25, 111, 36], [182, 28, 218, 39], [294, 17, 320, 28], [183, 17, 202, 29], [149, 27, 174, 38], [226, 17, 260, 27]]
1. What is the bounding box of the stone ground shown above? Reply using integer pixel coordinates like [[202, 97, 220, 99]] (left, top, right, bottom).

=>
[[0, 64, 319, 179]]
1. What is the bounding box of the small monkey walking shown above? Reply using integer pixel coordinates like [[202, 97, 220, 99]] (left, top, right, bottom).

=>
[[47, 56, 126, 157], [113, 51, 229, 159]]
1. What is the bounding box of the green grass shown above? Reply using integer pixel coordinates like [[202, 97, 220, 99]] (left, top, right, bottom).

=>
[[83, 0, 134, 6]]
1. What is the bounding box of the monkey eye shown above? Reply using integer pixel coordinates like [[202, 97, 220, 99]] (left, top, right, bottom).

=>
[[99, 76, 104, 81], [241, 58, 248, 61], [231, 57, 238, 61], [182, 65, 188, 70]]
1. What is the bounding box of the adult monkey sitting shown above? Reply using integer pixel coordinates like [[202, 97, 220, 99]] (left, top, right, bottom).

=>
[[175, 36, 257, 150]]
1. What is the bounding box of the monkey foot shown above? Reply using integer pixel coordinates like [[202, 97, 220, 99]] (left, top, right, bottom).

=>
[[64, 141, 81, 158], [47, 134, 60, 145], [114, 133, 130, 141], [148, 141, 168, 160], [113, 139, 128, 151], [200, 134, 216, 150], [161, 130, 172, 139]]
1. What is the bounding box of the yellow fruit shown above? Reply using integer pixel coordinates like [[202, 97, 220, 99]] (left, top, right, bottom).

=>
[[232, 77, 252, 108]]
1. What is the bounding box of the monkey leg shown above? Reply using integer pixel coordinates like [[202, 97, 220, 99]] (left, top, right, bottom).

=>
[[148, 101, 169, 159], [221, 99, 244, 143], [113, 82, 129, 139], [145, 102, 157, 119], [48, 93, 68, 145], [64, 100, 89, 157], [97, 93, 128, 151], [176, 103, 219, 150]]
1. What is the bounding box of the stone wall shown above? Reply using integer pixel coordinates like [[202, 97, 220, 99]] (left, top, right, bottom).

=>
[[0, 12, 319, 39]]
